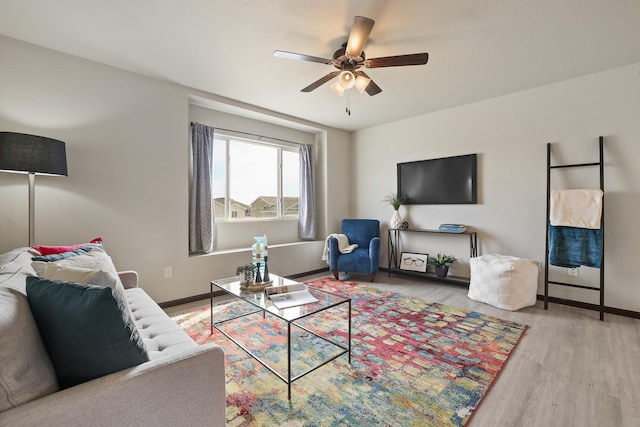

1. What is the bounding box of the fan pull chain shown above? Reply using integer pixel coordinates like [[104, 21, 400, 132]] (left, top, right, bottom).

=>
[[346, 91, 351, 116]]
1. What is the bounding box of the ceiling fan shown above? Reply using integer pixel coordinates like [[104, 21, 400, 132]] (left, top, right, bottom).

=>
[[273, 16, 429, 97]]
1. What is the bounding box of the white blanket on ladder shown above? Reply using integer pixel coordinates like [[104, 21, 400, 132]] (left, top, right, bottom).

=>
[[321, 234, 358, 263], [550, 189, 603, 229]]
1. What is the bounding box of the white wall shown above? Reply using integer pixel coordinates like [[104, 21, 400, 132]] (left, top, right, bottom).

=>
[[352, 62, 640, 312], [0, 36, 350, 303], [6, 33, 634, 312]]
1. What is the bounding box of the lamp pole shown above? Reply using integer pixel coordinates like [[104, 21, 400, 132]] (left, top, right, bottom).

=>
[[28, 172, 36, 246]]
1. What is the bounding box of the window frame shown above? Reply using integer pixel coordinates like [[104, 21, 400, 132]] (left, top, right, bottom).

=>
[[213, 133, 299, 222]]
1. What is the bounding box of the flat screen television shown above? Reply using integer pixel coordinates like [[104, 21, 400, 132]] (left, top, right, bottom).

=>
[[397, 154, 477, 205]]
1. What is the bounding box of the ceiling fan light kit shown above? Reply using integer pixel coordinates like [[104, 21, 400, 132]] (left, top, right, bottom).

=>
[[345, 16, 374, 60], [330, 81, 345, 96], [274, 15, 429, 113], [338, 70, 356, 89], [354, 75, 371, 93]]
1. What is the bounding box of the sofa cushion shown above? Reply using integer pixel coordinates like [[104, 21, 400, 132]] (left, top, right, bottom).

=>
[[32, 246, 111, 269], [0, 247, 40, 294], [32, 247, 122, 286], [30, 243, 103, 262], [0, 287, 58, 412], [31, 237, 103, 256], [26, 277, 150, 389], [32, 249, 134, 322], [0, 247, 36, 268], [35, 263, 127, 304], [126, 288, 199, 359]]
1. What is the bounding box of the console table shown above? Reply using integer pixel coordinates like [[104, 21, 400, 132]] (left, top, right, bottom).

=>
[[387, 228, 478, 286]]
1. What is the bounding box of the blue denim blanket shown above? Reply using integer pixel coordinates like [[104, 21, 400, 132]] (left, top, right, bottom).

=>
[[549, 225, 603, 268]]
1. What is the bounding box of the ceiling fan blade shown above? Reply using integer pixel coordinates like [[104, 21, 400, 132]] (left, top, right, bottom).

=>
[[355, 71, 382, 96], [345, 16, 375, 59], [365, 52, 429, 68], [301, 71, 340, 92], [273, 50, 333, 65], [364, 80, 382, 96]]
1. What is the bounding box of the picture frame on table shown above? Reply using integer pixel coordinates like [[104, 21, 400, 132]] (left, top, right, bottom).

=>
[[399, 252, 428, 273]]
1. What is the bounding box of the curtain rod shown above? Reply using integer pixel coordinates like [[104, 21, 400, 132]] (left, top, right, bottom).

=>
[[190, 122, 301, 146]]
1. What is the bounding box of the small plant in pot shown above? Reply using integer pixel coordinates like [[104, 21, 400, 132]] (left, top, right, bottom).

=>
[[236, 263, 257, 284], [428, 253, 456, 278], [383, 193, 403, 211]]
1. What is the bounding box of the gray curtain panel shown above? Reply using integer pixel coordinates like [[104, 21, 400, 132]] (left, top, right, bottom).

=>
[[189, 123, 216, 254], [298, 144, 316, 240]]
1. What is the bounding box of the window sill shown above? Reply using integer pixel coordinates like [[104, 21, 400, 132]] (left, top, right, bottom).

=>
[[214, 217, 299, 224], [189, 240, 317, 258]]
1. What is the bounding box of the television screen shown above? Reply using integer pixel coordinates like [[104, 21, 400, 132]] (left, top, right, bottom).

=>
[[397, 154, 477, 204]]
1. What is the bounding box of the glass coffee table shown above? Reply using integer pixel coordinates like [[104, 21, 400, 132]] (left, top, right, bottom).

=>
[[210, 274, 351, 400]]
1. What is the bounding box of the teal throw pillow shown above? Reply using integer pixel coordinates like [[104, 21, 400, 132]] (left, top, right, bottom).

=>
[[26, 276, 149, 389]]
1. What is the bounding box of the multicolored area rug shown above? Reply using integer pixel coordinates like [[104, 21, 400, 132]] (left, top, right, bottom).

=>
[[171, 278, 527, 426]]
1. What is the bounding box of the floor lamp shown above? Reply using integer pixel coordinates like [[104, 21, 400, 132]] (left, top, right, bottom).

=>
[[0, 132, 68, 246]]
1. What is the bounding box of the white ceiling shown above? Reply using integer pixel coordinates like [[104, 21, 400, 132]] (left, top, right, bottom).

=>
[[1, 0, 640, 131]]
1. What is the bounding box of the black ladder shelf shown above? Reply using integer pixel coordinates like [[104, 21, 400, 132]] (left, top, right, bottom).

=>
[[544, 137, 605, 320]]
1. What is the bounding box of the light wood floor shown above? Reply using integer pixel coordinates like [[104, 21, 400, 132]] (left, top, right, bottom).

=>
[[166, 272, 640, 427]]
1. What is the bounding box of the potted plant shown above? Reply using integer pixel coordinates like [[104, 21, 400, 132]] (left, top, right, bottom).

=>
[[236, 263, 257, 284], [383, 193, 404, 229], [428, 253, 456, 278]]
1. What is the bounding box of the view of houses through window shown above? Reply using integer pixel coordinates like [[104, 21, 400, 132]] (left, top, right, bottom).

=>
[[212, 135, 299, 220]]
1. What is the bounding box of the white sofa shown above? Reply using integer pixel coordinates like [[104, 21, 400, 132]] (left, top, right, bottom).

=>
[[0, 247, 226, 427]]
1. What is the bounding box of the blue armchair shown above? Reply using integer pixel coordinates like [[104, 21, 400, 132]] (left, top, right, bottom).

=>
[[329, 219, 381, 282]]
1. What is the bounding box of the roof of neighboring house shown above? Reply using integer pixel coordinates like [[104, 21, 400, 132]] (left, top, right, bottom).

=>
[[213, 197, 250, 209], [251, 196, 298, 206]]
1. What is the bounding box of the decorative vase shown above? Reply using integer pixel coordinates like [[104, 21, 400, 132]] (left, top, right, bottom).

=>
[[390, 210, 402, 229], [434, 266, 449, 278]]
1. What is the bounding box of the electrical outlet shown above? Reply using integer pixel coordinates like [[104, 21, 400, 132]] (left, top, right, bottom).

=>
[[164, 266, 173, 278], [568, 267, 579, 277]]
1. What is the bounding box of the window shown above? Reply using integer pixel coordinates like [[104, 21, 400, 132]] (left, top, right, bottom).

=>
[[212, 134, 299, 220]]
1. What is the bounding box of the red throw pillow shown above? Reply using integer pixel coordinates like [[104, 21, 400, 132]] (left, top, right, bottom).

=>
[[32, 238, 103, 255]]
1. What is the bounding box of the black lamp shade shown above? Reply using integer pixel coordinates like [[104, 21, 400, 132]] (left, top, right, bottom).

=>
[[0, 132, 68, 176]]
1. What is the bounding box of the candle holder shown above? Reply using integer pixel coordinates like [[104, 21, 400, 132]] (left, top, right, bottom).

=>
[[263, 256, 270, 282], [255, 262, 262, 283]]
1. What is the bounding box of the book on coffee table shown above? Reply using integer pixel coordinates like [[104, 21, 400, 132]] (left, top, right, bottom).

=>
[[265, 283, 318, 309]]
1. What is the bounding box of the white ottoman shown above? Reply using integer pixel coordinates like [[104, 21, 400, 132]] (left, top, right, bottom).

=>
[[468, 254, 539, 311]]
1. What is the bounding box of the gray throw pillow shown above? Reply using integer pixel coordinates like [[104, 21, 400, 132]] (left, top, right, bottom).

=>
[[0, 287, 58, 411]]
